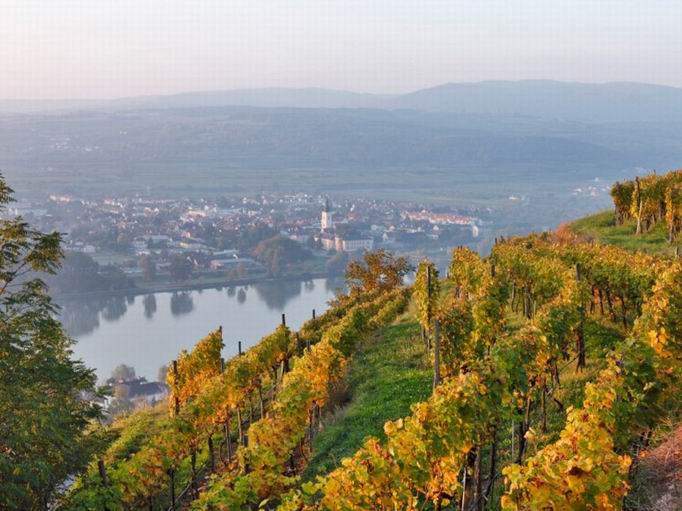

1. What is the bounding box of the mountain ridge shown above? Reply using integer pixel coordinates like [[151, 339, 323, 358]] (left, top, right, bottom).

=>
[[4, 80, 682, 122]]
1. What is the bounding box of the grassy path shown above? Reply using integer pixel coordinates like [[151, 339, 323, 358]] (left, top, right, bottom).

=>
[[304, 317, 432, 479]]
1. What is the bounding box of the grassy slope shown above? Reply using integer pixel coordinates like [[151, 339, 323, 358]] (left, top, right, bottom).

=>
[[304, 316, 433, 479], [569, 210, 679, 256]]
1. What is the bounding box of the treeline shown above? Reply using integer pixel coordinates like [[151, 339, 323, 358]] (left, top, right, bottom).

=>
[[48, 252, 133, 294], [610, 168, 682, 242]]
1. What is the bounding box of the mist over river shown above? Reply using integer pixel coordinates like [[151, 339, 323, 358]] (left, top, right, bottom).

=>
[[57, 278, 343, 382]]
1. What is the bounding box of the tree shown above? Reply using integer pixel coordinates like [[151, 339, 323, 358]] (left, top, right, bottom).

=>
[[110, 364, 136, 382], [252, 235, 310, 277], [48, 252, 131, 294], [0, 175, 104, 509], [345, 249, 412, 294], [138, 255, 156, 281], [157, 364, 169, 383], [169, 254, 193, 281], [326, 251, 349, 276], [48, 251, 104, 293]]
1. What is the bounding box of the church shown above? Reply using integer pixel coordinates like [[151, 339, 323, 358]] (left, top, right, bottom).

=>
[[316, 198, 374, 252]]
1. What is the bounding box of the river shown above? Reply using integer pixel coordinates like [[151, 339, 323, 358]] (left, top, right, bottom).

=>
[[57, 277, 344, 382]]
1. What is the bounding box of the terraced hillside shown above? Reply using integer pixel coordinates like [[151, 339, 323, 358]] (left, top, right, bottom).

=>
[[60, 172, 681, 511]]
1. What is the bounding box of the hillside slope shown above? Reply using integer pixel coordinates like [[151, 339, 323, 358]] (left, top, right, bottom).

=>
[[568, 210, 677, 256]]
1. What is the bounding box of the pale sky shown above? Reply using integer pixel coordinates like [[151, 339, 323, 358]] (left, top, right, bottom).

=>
[[2, 0, 681, 99]]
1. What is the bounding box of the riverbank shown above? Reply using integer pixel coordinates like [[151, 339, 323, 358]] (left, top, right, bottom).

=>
[[53, 271, 333, 301]]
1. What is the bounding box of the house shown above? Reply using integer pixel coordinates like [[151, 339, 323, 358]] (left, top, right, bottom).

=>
[[104, 377, 169, 409]]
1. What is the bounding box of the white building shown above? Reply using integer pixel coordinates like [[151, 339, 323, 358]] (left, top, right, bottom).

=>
[[321, 197, 334, 231]]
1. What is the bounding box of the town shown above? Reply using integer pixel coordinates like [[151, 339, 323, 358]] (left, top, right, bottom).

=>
[[8, 192, 482, 295]]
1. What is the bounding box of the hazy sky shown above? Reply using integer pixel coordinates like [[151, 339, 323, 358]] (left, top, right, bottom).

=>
[[2, 0, 681, 99]]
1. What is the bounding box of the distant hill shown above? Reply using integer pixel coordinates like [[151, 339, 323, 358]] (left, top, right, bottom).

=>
[[392, 80, 682, 122], [0, 98, 101, 114], [103, 87, 391, 111], [5, 81, 682, 123], [0, 107, 630, 171]]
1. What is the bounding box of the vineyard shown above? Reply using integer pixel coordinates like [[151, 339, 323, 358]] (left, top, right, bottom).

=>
[[610, 169, 682, 243], [59, 178, 682, 510]]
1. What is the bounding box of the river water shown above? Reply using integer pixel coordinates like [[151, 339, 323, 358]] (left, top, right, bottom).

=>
[[57, 278, 344, 382]]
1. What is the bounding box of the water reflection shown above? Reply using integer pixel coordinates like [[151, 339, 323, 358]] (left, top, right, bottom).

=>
[[102, 296, 127, 322], [253, 280, 302, 310], [237, 288, 247, 304], [57, 278, 345, 341], [59, 299, 102, 338], [56, 278, 343, 381], [170, 292, 194, 316], [143, 294, 157, 319]]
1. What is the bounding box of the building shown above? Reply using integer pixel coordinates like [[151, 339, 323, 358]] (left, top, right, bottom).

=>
[[318, 199, 374, 252], [321, 197, 334, 231], [336, 235, 374, 252], [103, 377, 169, 410]]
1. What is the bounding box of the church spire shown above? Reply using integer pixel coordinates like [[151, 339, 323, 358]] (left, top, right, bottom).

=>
[[321, 196, 333, 231]]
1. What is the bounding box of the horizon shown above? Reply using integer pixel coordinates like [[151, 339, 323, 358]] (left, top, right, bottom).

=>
[[4, 78, 682, 103]]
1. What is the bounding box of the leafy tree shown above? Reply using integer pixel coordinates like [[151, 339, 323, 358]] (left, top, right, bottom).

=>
[[48, 252, 131, 294], [0, 175, 104, 509], [110, 364, 136, 382], [169, 254, 193, 281], [138, 255, 156, 281], [157, 364, 168, 383], [252, 235, 310, 277], [345, 249, 412, 294]]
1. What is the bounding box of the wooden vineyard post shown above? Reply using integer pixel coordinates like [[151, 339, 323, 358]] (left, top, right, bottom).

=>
[[312, 308, 316, 320], [224, 408, 232, 463], [172, 360, 180, 416], [426, 264, 432, 350], [296, 332, 303, 355], [575, 264, 586, 371], [473, 445, 483, 511], [238, 341, 243, 356], [237, 406, 244, 445], [190, 451, 198, 499], [433, 319, 441, 389], [282, 313, 286, 327], [168, 468, 176, 510], [97, 459, 108, 487], [485, 428, 497, 504], [307, 405, 314, 445], [208, 435, 215, 472], [460, 463, 468, 511]]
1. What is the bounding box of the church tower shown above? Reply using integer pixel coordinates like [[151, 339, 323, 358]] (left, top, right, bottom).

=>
[[321, 197, 333, 232]]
